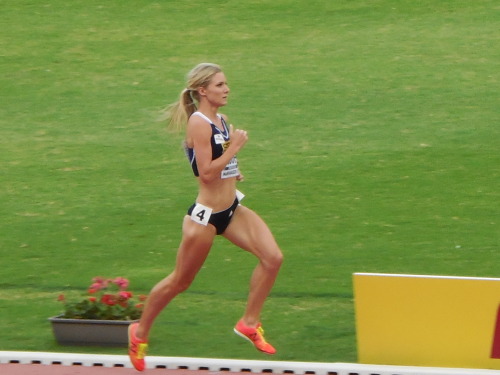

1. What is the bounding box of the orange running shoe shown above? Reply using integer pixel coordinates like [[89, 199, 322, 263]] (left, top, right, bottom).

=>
[[128, 322, 148, 371], [233, 319, 276, 355]]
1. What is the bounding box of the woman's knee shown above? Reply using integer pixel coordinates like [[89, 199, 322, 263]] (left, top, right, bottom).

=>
[[170, 271, 197, 294], [152, 272, 194, 298], [172, 280, 192, 294], [274, 249, 284, 268], [262, 248, 284, 271]]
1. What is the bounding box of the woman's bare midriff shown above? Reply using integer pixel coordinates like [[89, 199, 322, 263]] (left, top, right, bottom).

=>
[[195, 176, 238, 211]]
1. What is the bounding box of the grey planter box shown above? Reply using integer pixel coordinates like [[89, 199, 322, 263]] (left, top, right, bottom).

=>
[[49, 316, 136, 347]]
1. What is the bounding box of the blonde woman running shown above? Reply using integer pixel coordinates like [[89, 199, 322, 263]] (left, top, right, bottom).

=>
[[128, 63, 283, 371]]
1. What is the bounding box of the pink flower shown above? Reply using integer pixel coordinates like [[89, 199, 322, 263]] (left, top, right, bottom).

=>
[[119, 291, 133, 300], [113, 277, 129, 290], [88, 282, 104, 293], [89, 277, 109, 293], [91, 277, 107, 286]]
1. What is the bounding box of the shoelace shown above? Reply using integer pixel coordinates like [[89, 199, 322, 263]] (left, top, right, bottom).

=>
[[254, 326, 269, 344], [133, 342, 148, 359]]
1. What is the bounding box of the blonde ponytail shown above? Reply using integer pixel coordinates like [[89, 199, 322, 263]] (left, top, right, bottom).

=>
[[163, 89, 197, 132]]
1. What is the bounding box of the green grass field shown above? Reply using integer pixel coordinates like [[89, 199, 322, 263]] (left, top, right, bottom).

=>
[[1, 0, 499, 364]]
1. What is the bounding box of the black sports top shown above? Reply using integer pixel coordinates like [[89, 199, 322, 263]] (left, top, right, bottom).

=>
[[185, 112, 240, 179]]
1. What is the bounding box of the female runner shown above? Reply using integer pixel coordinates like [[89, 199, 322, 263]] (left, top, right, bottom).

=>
[[128, 63, 283, 371]]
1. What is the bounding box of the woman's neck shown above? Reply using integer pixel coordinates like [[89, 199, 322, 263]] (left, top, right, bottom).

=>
[[197, 104, 220, 124]]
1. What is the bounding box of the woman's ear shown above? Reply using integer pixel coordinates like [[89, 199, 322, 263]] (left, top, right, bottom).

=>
[[197, 87, 206, 97]]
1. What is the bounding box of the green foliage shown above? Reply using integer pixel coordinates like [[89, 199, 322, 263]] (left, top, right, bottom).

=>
[[0, 0, 498, 364], [62, 299, 140, 321], [58, 277, 145, 321]]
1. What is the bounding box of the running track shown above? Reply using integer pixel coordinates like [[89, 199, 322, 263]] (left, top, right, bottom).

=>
[[1, 364, 219, 375], [1, 352, 499, 375]]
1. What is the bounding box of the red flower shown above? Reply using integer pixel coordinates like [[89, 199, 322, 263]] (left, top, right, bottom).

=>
[[57, 294, 65, 302], [101, 294, 116, 306], [139, 294, 148, 302], [88, 297, 97, 303]]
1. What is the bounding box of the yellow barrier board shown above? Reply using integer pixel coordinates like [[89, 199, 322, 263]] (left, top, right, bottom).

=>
[[353, 273, 500, 370]]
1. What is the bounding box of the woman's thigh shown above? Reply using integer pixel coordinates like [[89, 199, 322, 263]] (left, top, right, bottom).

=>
[[223, 206, 282, 263], [173, 216, 217, 282]]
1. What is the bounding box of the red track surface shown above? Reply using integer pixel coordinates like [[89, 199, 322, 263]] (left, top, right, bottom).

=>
[[0, 363, 255, 375]]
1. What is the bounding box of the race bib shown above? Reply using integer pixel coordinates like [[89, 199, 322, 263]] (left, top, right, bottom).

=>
[[214, 134, 225, 144], [221, 156, 240, 179], [190, 203, 213, 226]]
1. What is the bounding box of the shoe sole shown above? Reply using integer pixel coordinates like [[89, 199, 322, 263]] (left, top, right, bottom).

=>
[[234, 328, 253, 343]]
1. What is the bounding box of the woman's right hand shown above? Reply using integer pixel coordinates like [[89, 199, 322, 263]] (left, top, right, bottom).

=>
[[229, 124, 248, 152]]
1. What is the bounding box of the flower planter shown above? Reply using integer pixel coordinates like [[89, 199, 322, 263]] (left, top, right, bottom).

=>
[[49, 316, 136, 347]]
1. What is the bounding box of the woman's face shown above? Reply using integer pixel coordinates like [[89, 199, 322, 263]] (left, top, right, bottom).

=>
[[200, 72, 230, 107]]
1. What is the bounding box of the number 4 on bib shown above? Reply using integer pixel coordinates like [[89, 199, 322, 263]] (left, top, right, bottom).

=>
[[196, 210, 206, 221], [190, 203, 212, 226]]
